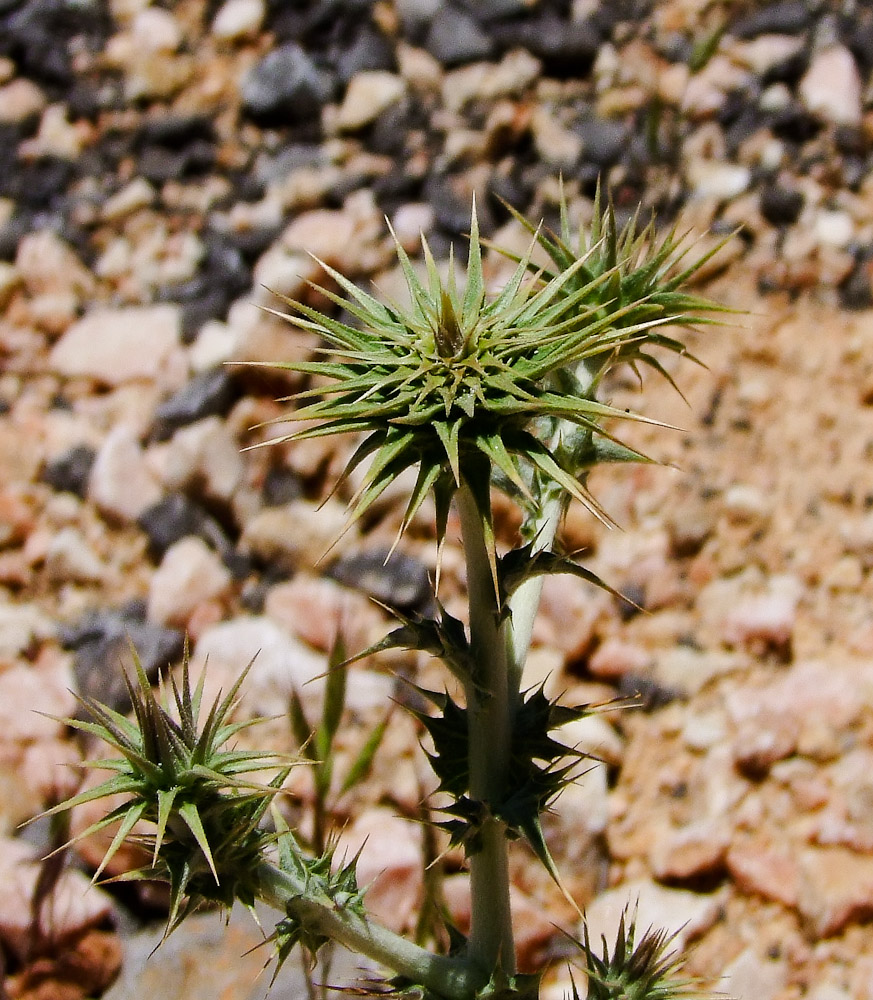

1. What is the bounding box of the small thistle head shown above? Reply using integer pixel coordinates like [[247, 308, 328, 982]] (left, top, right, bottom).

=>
[[571, 909, 701, 1000], [45, 646, 292, 932]]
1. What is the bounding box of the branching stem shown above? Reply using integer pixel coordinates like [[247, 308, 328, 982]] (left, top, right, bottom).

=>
[[257, 862, 476, 1000]]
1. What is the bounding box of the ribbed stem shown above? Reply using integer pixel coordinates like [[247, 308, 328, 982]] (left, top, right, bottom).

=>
[[456, 484, 516, 981], [257, 862, 476, 1000]]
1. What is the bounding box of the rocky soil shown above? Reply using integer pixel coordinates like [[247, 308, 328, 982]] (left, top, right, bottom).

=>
[[3, 0, 873, 998]]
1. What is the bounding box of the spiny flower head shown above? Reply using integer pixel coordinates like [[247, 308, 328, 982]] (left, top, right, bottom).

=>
[[572, 909, 699, 1000], [45, 648, 292, 931], [254, 192, 728, 552]]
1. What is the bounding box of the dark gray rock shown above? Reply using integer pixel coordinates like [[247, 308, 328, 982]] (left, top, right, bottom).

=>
[[41, 444, 96, 497], [334, 22, 395, 84], [152, 369, 241, 439], [3, 0, 111, 87], [58, 605, 183, 712], [575, 116, 629, 167], [327, 547, 432, 612], [840, 254, 873, 311], [760, 184, 804, 226], [490, 13, 600, 77], [138, 493, 231, 558], [261, 466, 304, 507], [731, 0, 811, 38], [240, 43, 335, 126], [456, 0, 530, 21], [424, 5, 494, 66]]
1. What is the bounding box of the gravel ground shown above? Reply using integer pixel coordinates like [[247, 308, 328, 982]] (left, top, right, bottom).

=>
[[3, 0, 873, 998]]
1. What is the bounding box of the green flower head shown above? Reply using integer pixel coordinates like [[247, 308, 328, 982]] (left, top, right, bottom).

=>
[[254, 190, 728, 550]]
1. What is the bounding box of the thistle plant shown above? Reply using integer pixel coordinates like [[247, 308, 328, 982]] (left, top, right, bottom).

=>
[[48, 189, 729, 1000]]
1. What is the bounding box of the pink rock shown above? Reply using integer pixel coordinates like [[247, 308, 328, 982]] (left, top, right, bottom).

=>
[[49, 304, 185, 388], [242, 498, 359, 572], [0, 78, 46, 124], [726, 836, 800, 908], [336, 808, 422, 933], [534, 574, 613, 663], [147, 536, 232, 628], [799, 45, 862, 126], [0, 836, 114, 961], [726, 660, 861, 773], [582, 878, 725, 954], [650, 820, 731, 881], [280, 190, 388, 277], [722, 578, 800, 654], [720, 947, 788, 1000], [88, 425, 164, 522], [589, 638, 651, 679], [191, 615, 328, 718], [16, 230, 95, 299], [263, 573, 386, 655], [796, 846, 873, 936], [0, 658, 75, 742], [147, 417, 243, 503]]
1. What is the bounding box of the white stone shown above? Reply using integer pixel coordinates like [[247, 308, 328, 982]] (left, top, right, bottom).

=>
[[0, 78, 46, 124], [148, 536, 232, 627], [583, 878, 725, 954], [530, 107, 583, 169], [49, 304, 185, 387], [242, 498, 359, 571], [88, 424, 164, 522], [555, 761, 610, 836], [687, 159, 751, 201], [722, 577, 801, 651], [441, 49, 541, 112], [759, 82, 792, 113], [44, 527, 106, 583], [730, 34, 805, 75], [189, 320, 239, 371], [18, 103, 88, 160], [0, 601, 54, 661], [720, 946, 788, 1000], [16, 229, 95, 299], [799, 45, 862, 126], [815, 209, 855, 248], [252, 246, 317, 304], [191, 616, 328, 717], [101, 177, 155, 221], [560, 714, 624, 764], [147, 416, 243, 503], [211, 0, 265, 40], [337, 71, 406, 132], [131, 6, 183, 52], [722, 483, 770, 523], [390, 202, 435, 253]]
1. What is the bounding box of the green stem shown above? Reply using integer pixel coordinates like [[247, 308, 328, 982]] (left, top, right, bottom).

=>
[[257, 861, 476, 1000], [505, 493, 563, 693], [456, 484, 516, 981]]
